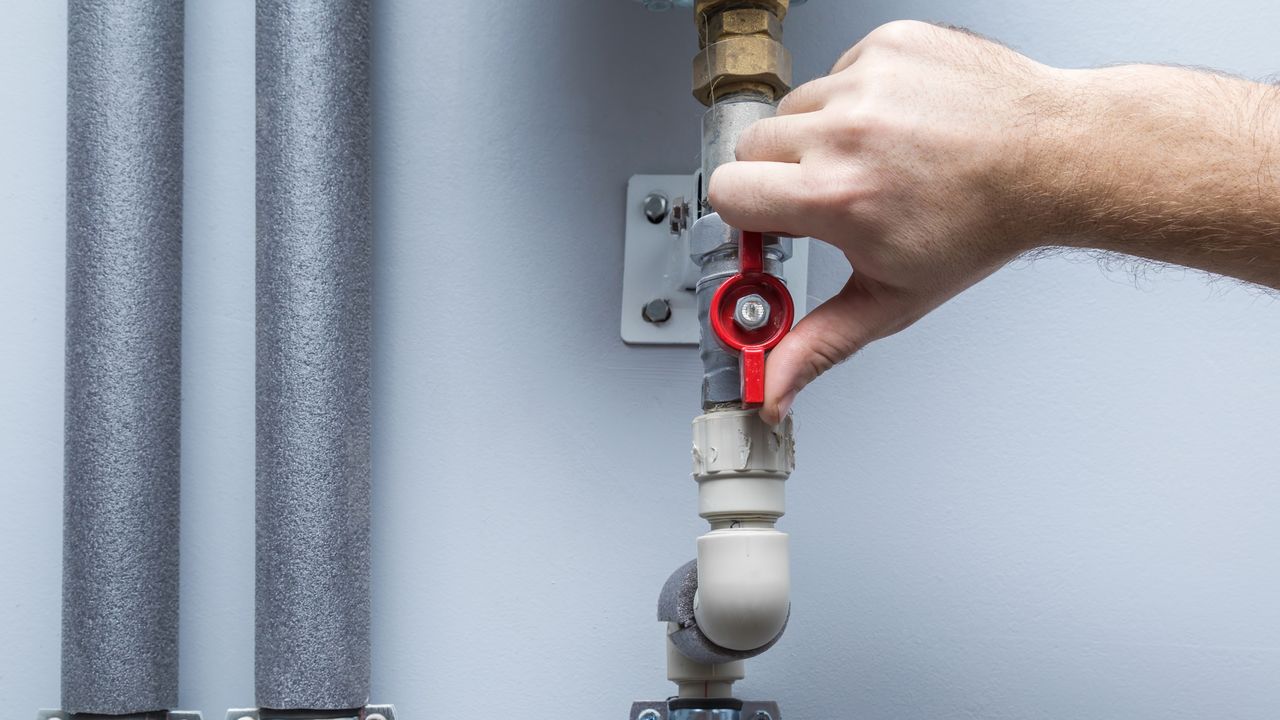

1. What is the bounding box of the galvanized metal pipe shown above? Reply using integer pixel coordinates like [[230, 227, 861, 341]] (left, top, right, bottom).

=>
[[255, 0, 373, 710], [700, 98, 775, 202], [62, 0, 184, 714]]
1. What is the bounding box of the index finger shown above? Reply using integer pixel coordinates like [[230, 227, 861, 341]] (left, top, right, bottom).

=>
[[708, 160, 823, 239]]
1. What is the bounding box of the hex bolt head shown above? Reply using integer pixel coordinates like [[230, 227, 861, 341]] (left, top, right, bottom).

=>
[[638, 710, 663, 720], [734, 293, 770, 330], [753, 712, 774, 720], [642, 298, 673, 324], [643, 193, 670, 224]]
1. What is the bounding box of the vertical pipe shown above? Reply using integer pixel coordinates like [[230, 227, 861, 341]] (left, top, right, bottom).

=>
[[63, 1, 184, 715], [255, 0, 372, 710]]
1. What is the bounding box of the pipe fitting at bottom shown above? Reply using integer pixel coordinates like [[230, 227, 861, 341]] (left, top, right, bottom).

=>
[[659, 409, 793, 668], [692, 409, 792, 651], [666, 623, 745, 698]]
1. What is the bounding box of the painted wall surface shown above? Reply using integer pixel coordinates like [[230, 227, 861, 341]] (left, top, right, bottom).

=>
[[3, 1, 1280, 718]]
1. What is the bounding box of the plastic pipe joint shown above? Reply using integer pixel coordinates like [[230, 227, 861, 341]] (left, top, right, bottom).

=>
[[709, 231, 794, 406], [691, 409, 793, 653]]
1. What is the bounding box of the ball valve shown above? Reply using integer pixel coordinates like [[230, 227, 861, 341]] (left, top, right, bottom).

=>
[[708, 230, 794, 406]]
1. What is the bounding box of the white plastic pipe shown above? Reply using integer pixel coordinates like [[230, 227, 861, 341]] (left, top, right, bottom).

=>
[[666, 623, 745, 698]]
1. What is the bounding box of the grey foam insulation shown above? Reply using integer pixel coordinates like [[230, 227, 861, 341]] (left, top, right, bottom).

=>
[[658, 559, 789, 665], [62, 0, 184, 714], [255, 0, 373, 710]]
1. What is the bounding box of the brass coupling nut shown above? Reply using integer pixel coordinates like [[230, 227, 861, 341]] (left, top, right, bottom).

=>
[[695, 0, 791, 31], [692, 33, 792, 105], [691, 4, 792, 105]]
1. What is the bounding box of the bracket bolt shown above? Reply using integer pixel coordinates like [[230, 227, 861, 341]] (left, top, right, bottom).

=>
[[642, 298, 672, 324], [643, 193, 670, 224], [638, 710, 663, 720], [734, 293, 770, 330], [753, 712, 774, 720]]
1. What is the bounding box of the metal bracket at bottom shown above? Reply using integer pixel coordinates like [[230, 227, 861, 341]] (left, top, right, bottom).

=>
[[39, 710, 202, 720], [226, 704, 395, 720], [630, 700, 781, 720]]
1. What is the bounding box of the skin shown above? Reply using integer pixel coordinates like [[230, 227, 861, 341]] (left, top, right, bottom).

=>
[[708, 20, 1280, 424]]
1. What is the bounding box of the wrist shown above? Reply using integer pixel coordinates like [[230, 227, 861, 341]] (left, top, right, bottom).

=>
[[998, 65, 1114, 254]]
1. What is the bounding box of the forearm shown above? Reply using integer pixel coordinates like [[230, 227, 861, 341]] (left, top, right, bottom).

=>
[[1035, 65, 1280, 289]]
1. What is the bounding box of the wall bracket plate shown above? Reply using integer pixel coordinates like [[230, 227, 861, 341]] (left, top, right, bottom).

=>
[[629, 700, 782, 720], [39, 710, 202, 720], [621, 174, 808, 345], [226, 705, 395, 720]]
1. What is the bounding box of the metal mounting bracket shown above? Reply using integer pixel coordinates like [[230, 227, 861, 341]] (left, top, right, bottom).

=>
[[621, 174, 808, 345], [226, 705, 395, 720], [39, 711, 202, 720], [630, 700, 781, 720]]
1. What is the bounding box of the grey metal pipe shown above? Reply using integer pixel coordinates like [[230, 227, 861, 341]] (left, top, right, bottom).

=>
[[255, 0, 373, 710], [700, 98, 775, 211], [62, 1, 184, 715]]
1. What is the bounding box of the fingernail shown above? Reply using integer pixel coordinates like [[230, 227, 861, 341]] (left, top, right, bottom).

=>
[[776, 389, 797, 420]]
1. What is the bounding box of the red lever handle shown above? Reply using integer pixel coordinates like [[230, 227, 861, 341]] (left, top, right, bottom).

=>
[[709, 231, 794, 407]]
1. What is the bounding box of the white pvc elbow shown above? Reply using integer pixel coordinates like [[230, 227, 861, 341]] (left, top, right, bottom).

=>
[[694, 528, 790, 651]]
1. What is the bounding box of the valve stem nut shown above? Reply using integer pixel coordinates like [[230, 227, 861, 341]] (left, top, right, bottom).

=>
[[734, 293, 770, 330]]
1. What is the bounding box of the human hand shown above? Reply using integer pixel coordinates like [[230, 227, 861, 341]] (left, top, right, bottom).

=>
[[709, 21, 1073, 423]]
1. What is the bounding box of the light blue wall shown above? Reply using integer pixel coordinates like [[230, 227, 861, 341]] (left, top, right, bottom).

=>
[[3, 1, 1279, 718]]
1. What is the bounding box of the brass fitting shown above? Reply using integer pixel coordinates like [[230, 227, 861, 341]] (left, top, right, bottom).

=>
[[709, 7, 781, 44], [695, 0, 790, 30], [692, 2, 792, 106]]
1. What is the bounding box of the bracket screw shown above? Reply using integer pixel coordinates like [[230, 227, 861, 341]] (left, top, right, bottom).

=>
[[638, 710, 663, 720], [734, 293, 770, 330], [644, 193, 670, 224], [753, 712, 774, 720], [642, 298, 672, 324]]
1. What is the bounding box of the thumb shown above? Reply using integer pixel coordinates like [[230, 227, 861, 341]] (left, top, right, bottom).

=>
[[760, 276, 913, 424]]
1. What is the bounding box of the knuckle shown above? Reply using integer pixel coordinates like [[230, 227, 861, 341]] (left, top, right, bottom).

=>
[[866, 19, 927, 49], [826, 102, 879, 140], [806, 162, 874, 212], [776, 82, 813, 114]]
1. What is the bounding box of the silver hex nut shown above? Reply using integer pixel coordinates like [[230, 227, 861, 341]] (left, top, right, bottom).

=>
[[734, 293, 770, 330]]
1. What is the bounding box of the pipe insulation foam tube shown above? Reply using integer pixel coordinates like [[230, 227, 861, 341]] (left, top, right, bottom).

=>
[[62, 1, 184, 714], [255, 0, 373, 710]]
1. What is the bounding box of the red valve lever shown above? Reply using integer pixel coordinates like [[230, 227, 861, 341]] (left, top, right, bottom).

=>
[[709, 230, 794, 407]]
